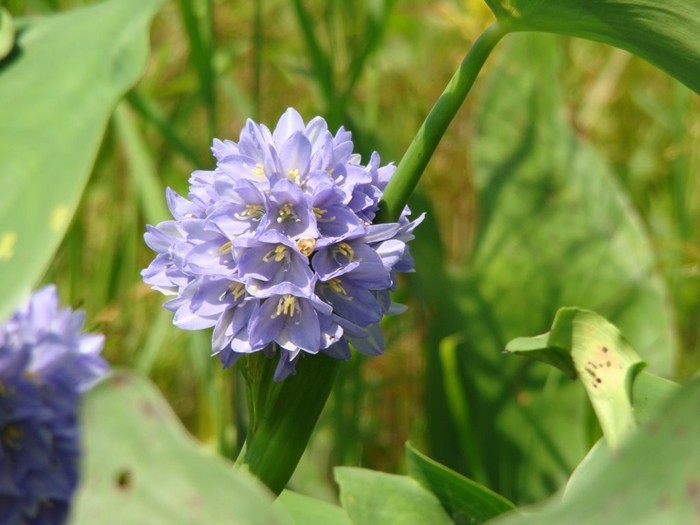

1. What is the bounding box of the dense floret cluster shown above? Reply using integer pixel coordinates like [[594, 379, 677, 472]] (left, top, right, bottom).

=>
[[0, 285, 108, 524], [142, 108, 422, 380]]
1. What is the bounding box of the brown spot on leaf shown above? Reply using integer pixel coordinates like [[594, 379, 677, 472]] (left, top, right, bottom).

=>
[[116, 469, 133, 490]]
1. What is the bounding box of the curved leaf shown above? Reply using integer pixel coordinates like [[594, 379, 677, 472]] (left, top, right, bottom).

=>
[[488, 377, 700, 525], [335, 467, 452, 525], [71, 372, 286, 525], [406, 443, 515, 524], [0, 0, 164, 322], [486, 0, 700, 94]]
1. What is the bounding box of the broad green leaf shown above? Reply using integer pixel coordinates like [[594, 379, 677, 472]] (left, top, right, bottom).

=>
[[0, 0, 164, 323], [411, 32, 676, 503], [487, 377, 700, 525], [71, 372, 287, 525], [335, 467, 453, 525], [485, 0, 700, 94], [406, 443, 515, 524], [506, 308, 646, 448], [275, 491, 352, 525], [508, 308, 681, 447]]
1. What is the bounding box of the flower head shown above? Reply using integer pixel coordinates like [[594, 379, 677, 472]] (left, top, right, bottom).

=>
[[142, 108, 423, 380], [0, 285, 109, 524]]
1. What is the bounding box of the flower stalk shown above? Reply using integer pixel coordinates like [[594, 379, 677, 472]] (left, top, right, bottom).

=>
[[377, 22, 506, 222], [242, 352, 339, 495]]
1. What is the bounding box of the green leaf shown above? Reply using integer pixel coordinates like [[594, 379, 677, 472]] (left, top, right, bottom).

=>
[[412, 32, 676, 503], [71, 372, 287, 525], [487, 377, 700, 525], [506, 307, 646, 448], [485, 0, 700, 94], [335, 467, 453, 525], [0, 0, 164, 323], [0, 7, 14, 61], [406, 443, 515, 524], [275, 491, 352, 525]]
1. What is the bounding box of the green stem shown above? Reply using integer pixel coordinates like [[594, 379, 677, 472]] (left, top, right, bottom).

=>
[[376, 22, 507, 223], [241, 352, 340, 495]]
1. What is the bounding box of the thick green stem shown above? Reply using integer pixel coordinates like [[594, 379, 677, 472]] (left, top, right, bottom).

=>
[[242, 352, 340, 495], [376, 22, 506, 223]]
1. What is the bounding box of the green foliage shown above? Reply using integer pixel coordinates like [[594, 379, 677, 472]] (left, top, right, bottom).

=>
[[507, 308, 646, 448], [71, 372, 286, 525], [488, 376, 700, 525], [484, 0, 700, 94], [275, 491, 352, 525], [406, 443, 515, 524], [0, 7, 14, 60], [0, 0, 164, 323], [412, 31, 677, 503], [335, 467, 453, 525]]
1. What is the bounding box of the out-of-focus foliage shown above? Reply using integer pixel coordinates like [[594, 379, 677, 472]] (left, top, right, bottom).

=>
[[484, 0, 700, 94], [71, 372, 286, 525], [410, 31, 679, 503]]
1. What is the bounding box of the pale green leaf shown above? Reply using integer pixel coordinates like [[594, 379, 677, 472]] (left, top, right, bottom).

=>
[[71, 372, 287, 525], [486, 0, 700, 94], [0, 0, 164, 322]]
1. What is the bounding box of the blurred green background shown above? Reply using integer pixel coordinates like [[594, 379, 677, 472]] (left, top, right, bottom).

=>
[[5, 0, 699, 506]]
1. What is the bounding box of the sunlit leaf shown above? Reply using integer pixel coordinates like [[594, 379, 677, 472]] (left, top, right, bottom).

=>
[[0, 7, 14, 60], [487, 377, 700, 525], [507, 308, 646, 448], [275, 491, 352, 525], [71, 372, 287, 525], [0, 0, 164, 322], [485, 0, 700, 94], [335, 467, 453, 525]]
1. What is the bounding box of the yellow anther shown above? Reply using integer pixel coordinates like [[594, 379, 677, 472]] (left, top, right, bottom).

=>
[[252, 163, 265, 177], [296, 238, 316, 256], [237, 204, 264, 221], [263, 245, 288, 263], [276, 203, 299, 224], [288, 168, 299, 179], [218, 241, 232, 253], [313, 207, 326, 219], [336, 242, 354, 261], [273, 295, 297, 318], [231, 282, 246, 301], [328, 278, 348, 295]]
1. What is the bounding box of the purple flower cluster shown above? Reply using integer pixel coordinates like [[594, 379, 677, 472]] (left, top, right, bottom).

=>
[[142, 108, 422, 380], [0, 285, 109, 525]]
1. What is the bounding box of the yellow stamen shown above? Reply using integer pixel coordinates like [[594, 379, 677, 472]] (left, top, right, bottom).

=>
[[328, 278, 348, 295], [296, 238, 316, 256], [231, 282, 246, 301], [277, 203, 298, 224], [252, 163, 265, 177], [262, 244, 288, 263], [313, 207, 326, 219], [237, 204, 264, 221], [273, 295, 298, 318], [218, 241, 232, 253], [337, 242, 354, 262]]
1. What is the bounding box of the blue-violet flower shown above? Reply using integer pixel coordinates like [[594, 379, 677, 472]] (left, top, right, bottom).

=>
[[142, 108, 423, 381], [0, 285, 109, 525]]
